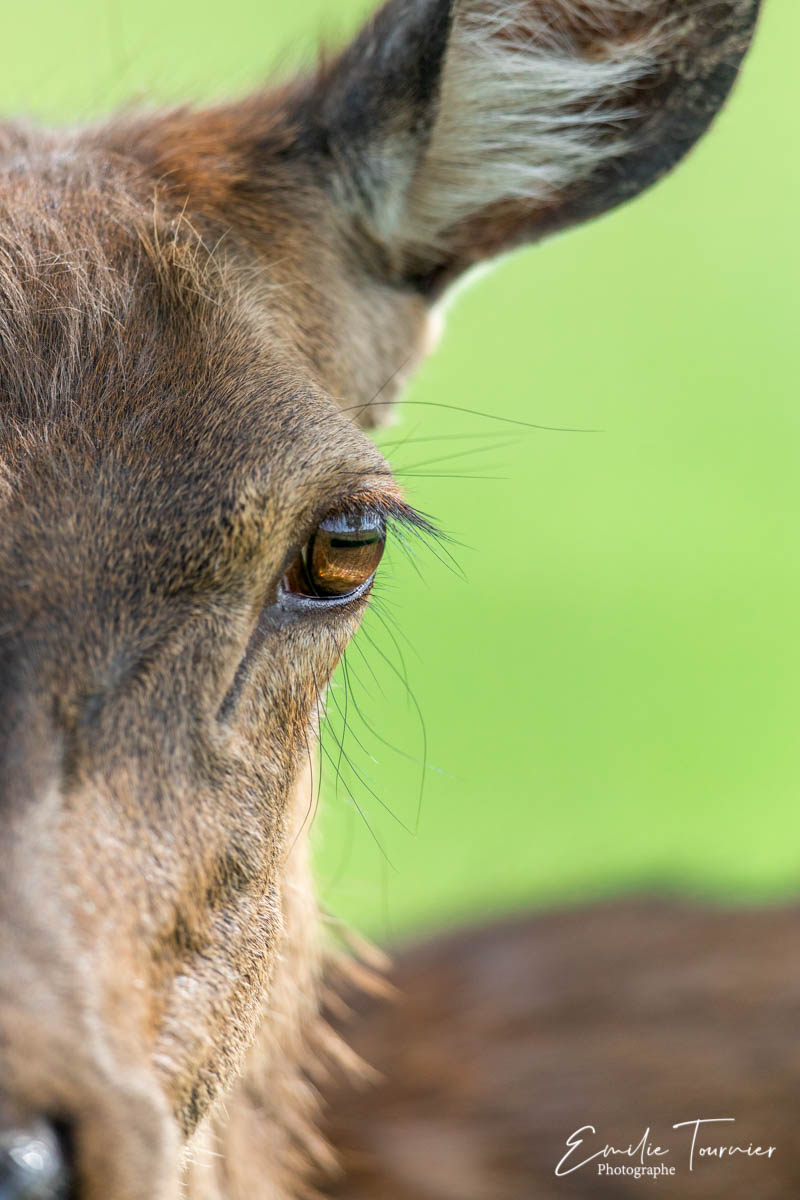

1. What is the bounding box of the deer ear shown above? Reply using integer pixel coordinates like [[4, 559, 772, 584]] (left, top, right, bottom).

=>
[[295, 0, 762, 295]]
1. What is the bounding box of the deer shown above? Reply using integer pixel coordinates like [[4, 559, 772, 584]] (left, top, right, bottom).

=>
[[0, 1, 772, 1198]]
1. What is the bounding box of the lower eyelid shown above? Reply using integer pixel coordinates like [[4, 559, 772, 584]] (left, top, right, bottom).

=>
[[278, 572, 377, 613]]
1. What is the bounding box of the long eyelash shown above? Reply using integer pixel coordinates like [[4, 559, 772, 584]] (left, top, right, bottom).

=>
[[315, 502, 465, 924], [312, 657, 397, 869], [389, 515, 466, 583], [323, 648, 417, 837], [338, 489, 445, 545], [341, 395, 602, 433], [320, 520, 454, 844]]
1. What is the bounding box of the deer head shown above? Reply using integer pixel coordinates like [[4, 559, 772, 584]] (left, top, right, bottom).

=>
[[0, 1, 761, 1197]]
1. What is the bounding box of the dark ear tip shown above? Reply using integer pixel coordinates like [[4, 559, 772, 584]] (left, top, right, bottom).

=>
[[546, 0, 764, 235], [668, 0, 764, 123]]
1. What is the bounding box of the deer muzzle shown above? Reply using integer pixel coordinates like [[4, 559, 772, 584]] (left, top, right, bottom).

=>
[[0, 855, 182, 1200], [0, 993, 182, 1200]]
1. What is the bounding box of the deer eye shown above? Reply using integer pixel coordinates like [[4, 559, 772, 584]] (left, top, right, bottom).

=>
[[283, 510, 386, 602]]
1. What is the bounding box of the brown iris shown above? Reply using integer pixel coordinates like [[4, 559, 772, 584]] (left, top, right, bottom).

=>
[[284, 510, 386, 601]]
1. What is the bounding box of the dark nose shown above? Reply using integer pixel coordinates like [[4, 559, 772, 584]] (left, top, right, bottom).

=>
[[0, 1119, 70, 1199]]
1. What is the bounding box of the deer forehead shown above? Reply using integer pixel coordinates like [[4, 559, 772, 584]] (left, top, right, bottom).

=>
[[0, 138, 401, 594]]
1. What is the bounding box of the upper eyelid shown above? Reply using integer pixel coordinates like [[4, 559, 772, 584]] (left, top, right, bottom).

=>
[[291, 479, 425, 548]]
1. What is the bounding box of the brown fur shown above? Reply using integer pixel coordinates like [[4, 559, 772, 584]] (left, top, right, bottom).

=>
[[318, 900, 800, 1199], [0, 2, 762, 1197]]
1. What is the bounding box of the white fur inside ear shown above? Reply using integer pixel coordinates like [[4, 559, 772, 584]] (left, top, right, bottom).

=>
[[392, 0, 661, 254]]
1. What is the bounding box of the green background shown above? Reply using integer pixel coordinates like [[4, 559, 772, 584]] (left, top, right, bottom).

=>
[[3, 0, 797, 939]]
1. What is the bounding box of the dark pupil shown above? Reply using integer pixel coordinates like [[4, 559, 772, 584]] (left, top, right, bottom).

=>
[[307, 522, 385, 597]]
